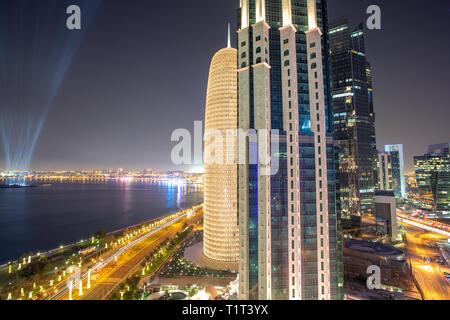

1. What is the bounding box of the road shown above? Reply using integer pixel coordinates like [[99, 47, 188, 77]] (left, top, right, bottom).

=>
[[397, 212, 450, 237], [402, 225, 450, 300], [40, 205, 202, 300], [75, 218, 186, 300]]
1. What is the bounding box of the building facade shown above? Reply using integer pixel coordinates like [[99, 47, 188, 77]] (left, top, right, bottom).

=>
[[203, 43, 240, 262], [414, 143, 450, 215], [385, 144, 406, 198], [237, 0, 343, 300], [329, 17, 377, 225], [375, 191, 398, 243], [377, 151, 392, 191]]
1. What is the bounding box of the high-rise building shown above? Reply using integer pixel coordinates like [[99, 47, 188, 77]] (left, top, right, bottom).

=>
[[375, 191, 398, 243], [203, 34, 240, 262], [385, 144, 406, 198], [377, 151, 392, 191], [414, 143, 450, 215], [237, 0, 343, 300], [329, 17, 377, 225]]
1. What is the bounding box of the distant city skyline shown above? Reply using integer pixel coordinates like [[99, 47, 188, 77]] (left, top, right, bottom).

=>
[[0, 0, 448, 172]]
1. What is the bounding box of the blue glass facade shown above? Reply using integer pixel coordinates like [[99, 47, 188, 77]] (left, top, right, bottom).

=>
[[238, 0, 343, 300], [270, 141, 288, 299], [329, 17, 377, 223]]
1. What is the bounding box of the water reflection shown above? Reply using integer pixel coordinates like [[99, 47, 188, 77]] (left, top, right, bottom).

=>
[[0, 179, 203, 264]]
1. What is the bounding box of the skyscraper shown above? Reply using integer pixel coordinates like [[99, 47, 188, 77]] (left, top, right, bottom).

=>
[[203, 33, 240, 263], [385, 144, 407, 198], [414, 143, 450, 215], [374, 191, 398, 243], [329, 17, 377, 226], [377, 151, 392, 191], [237, 0, 343, 300]]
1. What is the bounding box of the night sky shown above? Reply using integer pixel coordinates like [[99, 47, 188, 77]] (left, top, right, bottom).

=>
[[0, 0, 449, 172]]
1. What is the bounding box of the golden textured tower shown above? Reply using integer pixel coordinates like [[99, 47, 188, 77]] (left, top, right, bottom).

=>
[[203, 38, 239, 262]]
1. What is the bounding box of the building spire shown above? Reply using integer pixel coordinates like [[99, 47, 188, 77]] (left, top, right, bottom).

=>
[[227, 23, 231, 48]]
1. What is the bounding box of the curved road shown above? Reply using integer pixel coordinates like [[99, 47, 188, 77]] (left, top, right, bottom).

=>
[[402, 225, 450, 300], [42, 208, 201, 300]]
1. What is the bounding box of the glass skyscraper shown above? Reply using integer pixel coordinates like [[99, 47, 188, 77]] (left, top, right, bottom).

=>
[[237, 0, 343, 300], [414, 143, 450, 215], [377, 151, 392, 192], [329, 17, 377, 226], [385, 144, 407, 199]]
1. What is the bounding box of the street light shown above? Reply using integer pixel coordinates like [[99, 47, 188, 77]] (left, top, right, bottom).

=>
[[69, 281, 73, 300], [79, 280, 83, 296]]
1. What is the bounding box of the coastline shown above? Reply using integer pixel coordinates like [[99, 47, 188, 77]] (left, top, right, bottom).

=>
[[0, 202, 203, 268]]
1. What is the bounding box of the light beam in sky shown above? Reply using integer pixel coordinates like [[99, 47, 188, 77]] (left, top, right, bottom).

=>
[[0, 0, 101, 181]]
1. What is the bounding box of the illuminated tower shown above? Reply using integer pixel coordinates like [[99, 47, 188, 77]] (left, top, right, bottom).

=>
[[414, 143, 450, 214], [378, 151, 393, 191], [329, 17, 378, 226], [385, 144, 406, 198], [203, 29, 239, 262], [237, 0, 343, 300]]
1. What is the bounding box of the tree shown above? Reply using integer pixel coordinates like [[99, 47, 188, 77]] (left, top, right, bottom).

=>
[[94, 229, 107, 239]]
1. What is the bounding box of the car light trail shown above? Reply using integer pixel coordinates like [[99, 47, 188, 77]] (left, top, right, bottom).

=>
[[398, 216, 450, 237], [45, 212, 187, 300]]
